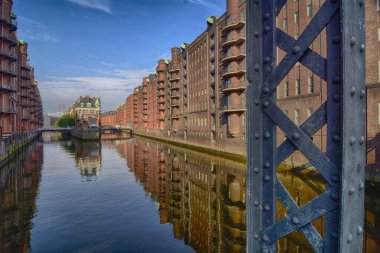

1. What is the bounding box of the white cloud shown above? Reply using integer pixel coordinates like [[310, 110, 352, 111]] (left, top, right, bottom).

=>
[[187, 0, 223, 12], [68, 0, 112, 13], [39, 68, 152, 112], [18, 17, 59, 42]]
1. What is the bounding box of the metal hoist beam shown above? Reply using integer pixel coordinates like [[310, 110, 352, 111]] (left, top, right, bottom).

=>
[[246, 0, 366, 252]]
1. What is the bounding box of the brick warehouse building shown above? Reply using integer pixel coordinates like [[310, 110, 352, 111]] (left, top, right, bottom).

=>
[[0, 0, 43, 136], [103, 0, 380, 172]]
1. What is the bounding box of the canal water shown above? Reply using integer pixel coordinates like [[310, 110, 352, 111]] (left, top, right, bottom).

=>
[[0, 136, 379, 253]]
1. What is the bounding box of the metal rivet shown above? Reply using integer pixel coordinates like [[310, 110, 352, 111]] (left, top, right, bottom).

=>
[[266, 66, 271, 72], [360, 90, 365, 99], [263, 86, 270, 93], [264, 162, 270, 168], [264, 56, 270, 63], [264, 13, 270, 19], [255, 133, 260, 139], [292, 46, 300, 54], [262, 234, 269, 242], [254, 233, 260, 239], [254, 32, 259, 38], [264, 26, 270, 33], [333, 77, 341, 84], [264, 205, 270, 211], [330, 191, 339, 201], [333, 95, 341, 102], [349, 137, 356, 146], [292, 132, 300, 140], [357, 226, 363, 235], [360, 44, 365, 53], [350, 87, 356, 96], [332, 36, 341, 45], [263, 101, 270, 108], [350, 37, 356, 46], [359, 136, 365, 145], [331, 231, 338, 239], [358, 181, 364, 190], [347, 233, 353, 243], [348, 187, 355, 195], [262, 248, 269, 253], [254, 99, 260, 106], [333, 135, 341, 143], [264, 175, 270, 182], [254, 200, 260, 206], [264, 132, 270, 139], [254, 167, 259, 174], [254, 64, 260, 72], [292, 217, 299, 225]]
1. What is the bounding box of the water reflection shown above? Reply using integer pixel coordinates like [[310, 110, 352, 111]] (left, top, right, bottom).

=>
[[112, 137, 380, 253], [0, 143, 43, 253], [0, 138, 378, 253], [63, 139, 102, 181]]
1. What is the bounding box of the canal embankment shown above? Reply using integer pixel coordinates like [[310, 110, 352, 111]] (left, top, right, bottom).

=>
[[134, 131, 247, 163], [0, 131, 39, 168]]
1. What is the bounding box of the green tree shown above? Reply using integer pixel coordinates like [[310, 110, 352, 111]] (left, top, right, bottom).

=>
[[55, 114, 75, 128]]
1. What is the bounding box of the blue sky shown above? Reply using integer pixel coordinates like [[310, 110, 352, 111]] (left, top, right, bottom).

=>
[[13, 0, 225, 113]]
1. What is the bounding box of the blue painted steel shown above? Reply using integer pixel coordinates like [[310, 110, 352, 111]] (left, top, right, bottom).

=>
[[247, 0, 366, 252]]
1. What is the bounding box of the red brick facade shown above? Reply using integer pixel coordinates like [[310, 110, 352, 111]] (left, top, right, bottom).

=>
[[0, 0, 43, 136], [104, 0, 380, 168]]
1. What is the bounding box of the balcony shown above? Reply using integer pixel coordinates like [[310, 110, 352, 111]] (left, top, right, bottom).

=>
[[169, 103, 180, 107], [20, 92, 31, 98], [21, 64, 32, 71], [210, 65, 215, 74], [21, 83, 31, 89], [0, 68, 17, 77], [221, 63, 246, 79], [21, 73, 31, 79], [143, 110, 148, 115], [0, 50, 17, 62], [210, 78, 215, 86], [158, 100, 165, 104], [157, 75, 166, 82], [143, 100, 148, 105], [221, 31, 246, 49], [170, 94, 180, 98], [221, 102, 246, 113], [222, 15, 246, 34], [211, 124, 216, 131], [0, 32, 17, 46], [222, 80, 246, 93], [169, 84, 180, 90], [210, 52, 215, 62], [210, 39, 215, 49], [158, 91, 165, 97], [156, 65, 166, 72], [0, 84, 16, 92], [158, 116, 165, 120], [210, 89, 215, 98], [221, 48, 246, 65], [170, 115, 180, 119], [158, 107, 165, 111], [168, 74, 180, 82], [0, 108, 16, 114], [0, 14, 18, 32], [211, 104, 216, 114], [169, 64, 180, 73]]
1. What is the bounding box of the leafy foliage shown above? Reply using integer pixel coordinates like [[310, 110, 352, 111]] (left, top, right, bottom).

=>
[[55, 114, 75, 128]]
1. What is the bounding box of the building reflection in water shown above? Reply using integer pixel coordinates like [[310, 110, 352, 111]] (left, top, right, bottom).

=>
[[114, 137, 380, 253], [70, 139, 102, 182], [0, 143, 44, 253]]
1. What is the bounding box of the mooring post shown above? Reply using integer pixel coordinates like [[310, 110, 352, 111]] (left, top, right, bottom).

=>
[[246, 0, 366, 252]]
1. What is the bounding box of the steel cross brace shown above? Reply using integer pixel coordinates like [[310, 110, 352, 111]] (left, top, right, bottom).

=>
[[247, 0, 366, 252]]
